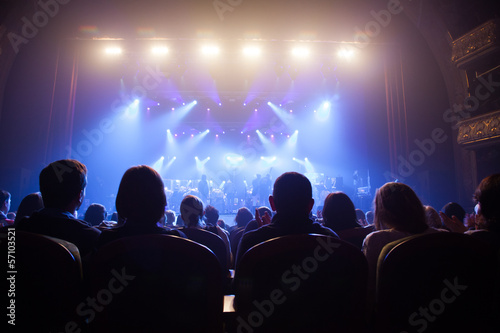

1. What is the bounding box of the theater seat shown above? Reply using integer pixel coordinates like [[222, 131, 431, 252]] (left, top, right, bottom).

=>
[[89, 234, 224, 333], [233, 234, 368, 333], [375, 232, 499, 333], [1, 230, 84, 332], [181, 227, 229, 270]]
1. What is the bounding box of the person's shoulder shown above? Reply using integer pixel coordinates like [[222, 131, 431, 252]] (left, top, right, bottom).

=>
[[311, 222, 339, 238]]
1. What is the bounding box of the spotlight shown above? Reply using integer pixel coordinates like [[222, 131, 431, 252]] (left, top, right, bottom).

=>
[[323, 101, 330, 109], [243, 46, 262, 57], [338, 48, 356, 60], [152, 46, 169, 55], [292, 47, 310, 58], [105, 47, 122, 55], [193, 100, 198, 105], [202, 45, 220, 56]]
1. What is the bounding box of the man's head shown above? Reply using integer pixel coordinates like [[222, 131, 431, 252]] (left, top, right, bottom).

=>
[[39, 160, 87, 211], [0, 190, 11, 215], [116, 165, 166, 224], [269, 172, 314, 216], [204, 205, 219, 225]]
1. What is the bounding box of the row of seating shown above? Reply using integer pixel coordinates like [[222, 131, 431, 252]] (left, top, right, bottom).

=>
[[2, 230, 498, 332]]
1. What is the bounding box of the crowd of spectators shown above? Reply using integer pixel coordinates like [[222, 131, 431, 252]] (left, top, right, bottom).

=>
[[2, 158, 499, 331]]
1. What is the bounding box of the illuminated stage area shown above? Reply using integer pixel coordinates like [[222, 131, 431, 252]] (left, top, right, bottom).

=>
[[1, 0, 463, 212], [64, 39, 381, 211]]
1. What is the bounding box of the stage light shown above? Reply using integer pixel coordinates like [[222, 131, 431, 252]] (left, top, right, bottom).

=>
[[167, 129, 170, 132], [267, 102, 271, 106], [193, 100, 198, 105], [338, 47, 356, 60], [292, 47, 310, 58], [105, 47, 122, 55], [243, 46, 262, 57], [171, 107, 175, 111], [323, 101, 330, 109], [152, 46, 169, 55], [216, 134, 219, 138], [133, 99, 139, 104], [195, 156, 199, 160], [255, 108, 258, 112], [202, 45, 220, 56]]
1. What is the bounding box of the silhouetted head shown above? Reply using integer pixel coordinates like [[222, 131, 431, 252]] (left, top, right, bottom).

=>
[[84, 203, 107, 226], [116, 165, 166, 225], [270, 172, 314, 217], [374, 182, 427, 233], [322, 192, 359, 232], [39, 159, 87, 210], [180, 195, 204, 227], [235, 207, 253, 227], [474, 173, 500, 231], [424, 205, 442, 229], [442, 202, 466, 223], [205, 205, 219, 225], [14, 192, 43, 224]]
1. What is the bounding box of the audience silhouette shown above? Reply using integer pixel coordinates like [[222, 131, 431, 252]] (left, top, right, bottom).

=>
[[236, 171, 338, 266], [16, 159, 101, 257]]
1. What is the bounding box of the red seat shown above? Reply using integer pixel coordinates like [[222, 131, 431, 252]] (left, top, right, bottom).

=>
[[233, 234, 368, 333], [375, 232, 499, 333], [89, 234, 224, 333], [2, 230, 84, 332]]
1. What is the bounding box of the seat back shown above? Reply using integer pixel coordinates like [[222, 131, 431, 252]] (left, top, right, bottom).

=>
[[181, 227, 228, 270], [375, 232, 499, 333], [89, 234, 223, 333], [233, 234, 368, 333], [1, 230, 84, 332], [229, 227, 245, 259]]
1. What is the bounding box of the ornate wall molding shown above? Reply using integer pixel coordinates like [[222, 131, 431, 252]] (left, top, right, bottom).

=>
[[457, 110, 500, 146], [451, 19, 500, 69]]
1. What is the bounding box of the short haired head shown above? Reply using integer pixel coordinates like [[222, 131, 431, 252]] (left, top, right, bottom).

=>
[[270, 172, 313, 216], [235, 207, 253, 227], [257, 206, 272, 219], [115, 165, 166, 224], [205, 205, 219, 225], [180, 195, 204, 227], [165, 210, 176, 225], [474, 173, 500, 231], [374, 182, 427, 233], [39, 159, 87, 209], [442, 202, 466, 222], [84, 203, 107, 226]]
